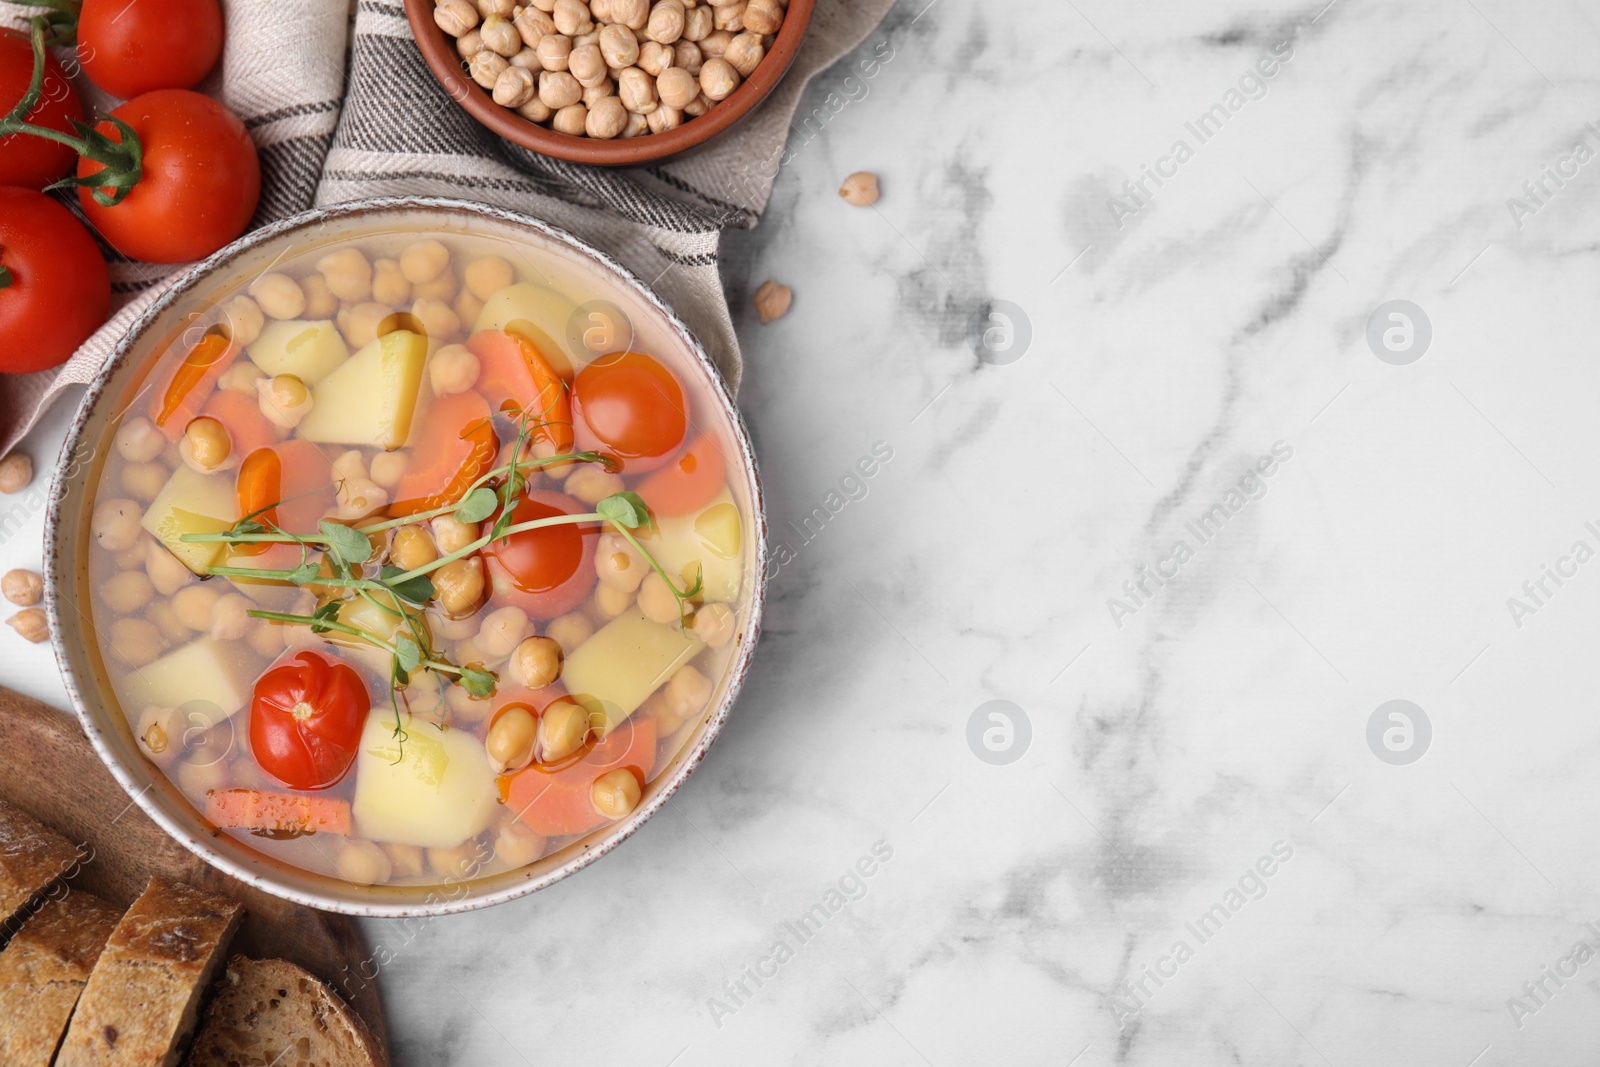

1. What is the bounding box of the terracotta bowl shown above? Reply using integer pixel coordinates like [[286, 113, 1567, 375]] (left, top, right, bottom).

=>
[[403, 0, 815, 166], [44, 196, 768, 917]]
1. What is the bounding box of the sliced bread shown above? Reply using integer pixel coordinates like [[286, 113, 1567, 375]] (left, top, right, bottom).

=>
[[57, 876, 244, 1067], [0, 890, 125, 1067], [185, 956, 385, 1067], [0, 797, 83, 936]]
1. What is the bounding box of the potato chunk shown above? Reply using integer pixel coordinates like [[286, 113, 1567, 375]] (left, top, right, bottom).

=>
[[139, 465, 237, 574], [248, 319, 350, 385], [351, 712, 497, 849], [561, 611, 699, 730], [297, 330, 427, 449]]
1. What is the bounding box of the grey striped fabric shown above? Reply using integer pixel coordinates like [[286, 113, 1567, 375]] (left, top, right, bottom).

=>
[[0, 0, 895, 455]]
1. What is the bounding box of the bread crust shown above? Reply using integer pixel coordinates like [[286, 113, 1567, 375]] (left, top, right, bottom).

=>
[[0, 797, 84, 937], [0, 891, 125, 1067], [186, 955, 386, 1067], [56, 876, 243, 1067]]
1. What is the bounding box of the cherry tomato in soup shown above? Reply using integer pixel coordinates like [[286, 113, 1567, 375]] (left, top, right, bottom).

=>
[[390, 392, 498, 516], [482, 489, 598, 619], [572, 351, 687, 473], [0, 28, 84, 188], [79, 90, 260, 264], [636, 434, 726, 517], [78, 0, 224, 99], [507, 716, 656, 837], [249, 651, 369, 791], [0, 188, 110, 374], [467, 330, 574, 453]]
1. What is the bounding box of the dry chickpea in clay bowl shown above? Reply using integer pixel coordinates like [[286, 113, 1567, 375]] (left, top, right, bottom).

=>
[[44, 197, 767, 917], [405, 0, 814, 165]]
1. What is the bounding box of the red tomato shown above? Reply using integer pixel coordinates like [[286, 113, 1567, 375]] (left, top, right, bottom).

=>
[[249, 651, 370, 791], [0, 188, 110, 374], [79, 90, 259, 264], [78, 0, 224, 99], [636, 434, 726, 516], [507, 715, 657, 837], [572, 351, 688, 473], [0, 28, 83, 188], [390, 392, 498, 516], [482, 489, 598, 619], [468, 330, 574, 454]]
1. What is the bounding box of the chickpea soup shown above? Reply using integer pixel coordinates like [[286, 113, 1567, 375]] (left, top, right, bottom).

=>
[[76, 207, 759, 895]]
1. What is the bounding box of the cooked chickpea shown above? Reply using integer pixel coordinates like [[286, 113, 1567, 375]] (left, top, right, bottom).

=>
[[552, 102, 588, 135], [445, 681, 493, 723], [591, 769, 641, 819], [494, 820, 545, 867], [101, 571, 154, 615], [464, 256, 515, 301], [217, 361, 264, 394], [430, 514, 481, 554], [257, 373, 312, 430], [564, 464, 624, 506], [594, 531, 647, 591], [656, 66, 699, 109], [317, 248, 373, 302], [593, 580, 633, 618], [135, 706, 183, 767], [181, 417, 231, 473], [553, 0, 593, 35], [690, 601, 736, 647], [337, 840, 393, 886], [493, 64, 537, 106], [434, 557, 485, 616], [486, 705, 538, 773], [176, 759, 226, 801], [172, 584, 221, 632], [428, 343, 480, 397], [545, 611, 593, 653], [371, 257, 411, 306], [336, 478, 388, 520], [120, 461, 168, 503], [147, 599, 187, 644], [110, 618, 164, 666], [331, 449, 367, 485], [469, 607, 524, 662], [249, 273, 306, 320], [145, 542, 193, 596], [210, 593, 255, 641], [337, 302, 389, 349], [454, 290, 486, 330], [1, 568, 41, 608], [114, 416, 165, 464], [429, 842, 483, 880], [248, 621, 285, 658], [114, 538, 150, 571], [400, 239, 452, 285], [5, 607, 47, 643], [93, 498, 143, 553], [539, 69, 582, 108], [300, 273, 338, 318], [379, 530, 434, 582], [507, 635, 563, 689], [0, 453, 32, 494], [412, 298, 462, 341], [537, 697, 591, 761], [222, 295, 265, 347], [536, 33, 573, 71], [434, 0, 479, 35], [385, 843, 426, 879], [617, 65, 658, 113], [637, 571, 681, 624], [367, 451, 407, 491]]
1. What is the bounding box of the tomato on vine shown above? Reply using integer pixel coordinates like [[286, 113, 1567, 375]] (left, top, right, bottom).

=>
[[0, 187, 110, 374], [0, 26, 81, 188], [78, 0, 224, 100]]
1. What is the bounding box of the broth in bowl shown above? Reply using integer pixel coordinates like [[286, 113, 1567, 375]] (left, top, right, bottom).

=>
[[77, 216, 755, 895]]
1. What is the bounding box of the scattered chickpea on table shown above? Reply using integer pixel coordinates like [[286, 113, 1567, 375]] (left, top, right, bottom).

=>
[[434, 0, 789, 139]]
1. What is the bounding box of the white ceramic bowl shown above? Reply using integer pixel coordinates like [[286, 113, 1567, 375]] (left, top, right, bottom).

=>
[[45, 197, 766, 918]]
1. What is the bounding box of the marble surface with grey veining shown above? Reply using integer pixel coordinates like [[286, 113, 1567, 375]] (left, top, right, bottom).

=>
[[10, 0, 1600, 1062]]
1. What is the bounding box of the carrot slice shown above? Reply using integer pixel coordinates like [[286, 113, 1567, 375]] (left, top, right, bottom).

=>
[[152, 328, 238, 437], [637, 434, 726, 517], [468, 330, 574, 453], [507, 716, 656, 838], [201, 387, 280, 460], [389, 391, 499, 517], [233, 440, 334, 558], [205, 788, 352, 835]]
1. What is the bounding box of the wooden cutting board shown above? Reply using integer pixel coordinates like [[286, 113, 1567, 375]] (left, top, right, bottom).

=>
[[0, 686, 389, 1061]]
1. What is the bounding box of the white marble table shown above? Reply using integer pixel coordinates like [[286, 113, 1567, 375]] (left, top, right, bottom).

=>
[[8, 0, 1600, 1062]]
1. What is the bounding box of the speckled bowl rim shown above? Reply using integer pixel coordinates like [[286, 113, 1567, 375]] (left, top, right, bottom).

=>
[[43, 195, 767, 919]]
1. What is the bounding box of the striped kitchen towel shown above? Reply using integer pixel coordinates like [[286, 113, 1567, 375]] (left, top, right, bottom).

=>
[[0, 0, 897, 455]]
